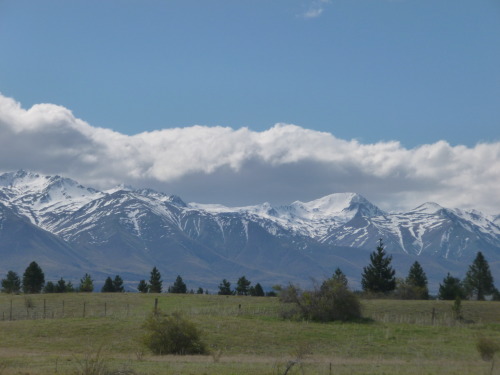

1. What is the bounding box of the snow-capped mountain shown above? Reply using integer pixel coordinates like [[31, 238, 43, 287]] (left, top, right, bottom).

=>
[[0, 170, 499, 291]]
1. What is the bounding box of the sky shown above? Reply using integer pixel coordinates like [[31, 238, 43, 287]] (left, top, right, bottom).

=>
[[0, 0, 499, 214]]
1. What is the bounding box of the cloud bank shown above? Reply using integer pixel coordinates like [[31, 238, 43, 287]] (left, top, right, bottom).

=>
[[0, 93, 499, 214]]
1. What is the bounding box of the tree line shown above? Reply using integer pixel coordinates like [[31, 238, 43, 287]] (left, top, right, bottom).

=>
[[1, 239, 498, 300], [359, 239, 499, 301]]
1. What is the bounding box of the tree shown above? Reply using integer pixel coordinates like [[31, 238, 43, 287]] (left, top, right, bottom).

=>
[[113, 275, 125, 292], [236, 276, 251, 296], [218, 279, 232, 295], [22, 261, 45, 294], [79, 273, 94, 292], [253, 283, 265, 297], [149, 267, 162, 293], [361, 239, 396, 294], [101, 277, 115, 292], [438, 273, 466, 300], [66, 281, 75, 292], [55, 278, 67, 293], [1, 270, 21, 294], [464, 252, 496, 300], [196, 287, 204, 294], [138, 279, 149, 293], [43, 281, 55, 293], [405, 261, 429, 299], [332, 267, 348, 287], [169, 275, 187, 294]]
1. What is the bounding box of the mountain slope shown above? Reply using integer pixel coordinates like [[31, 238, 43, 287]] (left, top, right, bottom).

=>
[[0, 170, 498, 292]]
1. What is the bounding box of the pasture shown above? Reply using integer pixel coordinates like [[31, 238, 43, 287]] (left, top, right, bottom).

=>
[[0, 293, 499, 374]]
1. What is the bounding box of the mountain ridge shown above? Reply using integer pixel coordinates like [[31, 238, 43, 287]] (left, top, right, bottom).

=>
[[0, 170, 499, 292]]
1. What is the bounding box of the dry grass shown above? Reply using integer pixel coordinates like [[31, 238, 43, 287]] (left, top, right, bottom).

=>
[[0, 293, 499, 374]]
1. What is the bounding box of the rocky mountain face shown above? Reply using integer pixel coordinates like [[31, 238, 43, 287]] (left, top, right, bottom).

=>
[[0, 170, 499, 292]]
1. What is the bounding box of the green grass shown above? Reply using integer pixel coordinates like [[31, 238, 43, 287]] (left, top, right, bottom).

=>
[[0, 293, 499, 374]]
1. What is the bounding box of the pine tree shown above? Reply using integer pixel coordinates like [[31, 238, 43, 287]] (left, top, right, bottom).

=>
[[22, 261, 45, 294], [149, 267, 162, 293], [218, 279, 232, 295], [43, 281, 55, 293], [438, 273, 465, 300], [101, 277, 115, 292], [137, 279, 149, 293], [1, 270, 21, 294], [79, 273, 94, 292], [361, 239, 396, 294], [66, 281, 75, 292], [55, 278, 67, 293], [332, 267, 348, 287], [169, 275, 187, 294], [113, 275, 125, 292], [406, 261, 429, 299], [464, 252, 495, 300], [253, 283, 265, 297], [236, 276, 251, 296], [196, 287, 204, 294]]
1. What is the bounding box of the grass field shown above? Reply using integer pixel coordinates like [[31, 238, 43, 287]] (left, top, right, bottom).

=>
[[0, 293, 499, 374]]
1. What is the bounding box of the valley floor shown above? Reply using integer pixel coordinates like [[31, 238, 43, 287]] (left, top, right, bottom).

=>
[[0, 293, 499, 374]]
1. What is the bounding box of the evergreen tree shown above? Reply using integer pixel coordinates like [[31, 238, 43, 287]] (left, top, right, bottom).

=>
[[361, 239, 396, 294], [464, 252, 496, 300], [138, 279, 149, 293], [236, 276, 251, 296], [1, 270, 21, 294], [43, 281, 55, 293], [66, 281, 75, 292], [218, 279, 232, 295], [332, 267, 348, 287], [149, 267, 162, 293], [22, 261, 45, 294], [101, 277, 115, 292], [253, 282, 265, 297], [169, 275, 187, 294], [55, 278, 67, 293], [438, 273, 466, 300], [113, 275, 125, 292], [406, 261, 429, 299], [79, 273, 94, 292], [196, 287, 204, 294]]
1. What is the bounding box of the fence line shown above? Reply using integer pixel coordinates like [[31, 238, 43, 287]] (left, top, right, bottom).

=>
[[0, 296, 280, 322]]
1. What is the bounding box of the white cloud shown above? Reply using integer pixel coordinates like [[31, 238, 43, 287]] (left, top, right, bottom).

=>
[[1, 93, 499, 214], [302, 0, 331, 19]]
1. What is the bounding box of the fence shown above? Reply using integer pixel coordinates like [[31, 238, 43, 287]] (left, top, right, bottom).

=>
[[0, 294, 281, 321]]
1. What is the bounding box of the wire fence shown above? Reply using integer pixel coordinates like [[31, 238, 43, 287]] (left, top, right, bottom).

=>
[[0, 294, 281, 321]]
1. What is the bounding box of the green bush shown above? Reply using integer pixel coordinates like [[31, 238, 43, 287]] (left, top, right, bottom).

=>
[[279, 279, 362, 322], [142, 311, 207, 355]]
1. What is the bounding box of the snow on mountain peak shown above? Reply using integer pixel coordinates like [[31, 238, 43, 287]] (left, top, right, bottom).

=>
[[290, 193, 383, 220], [410, 202, 445, 215]]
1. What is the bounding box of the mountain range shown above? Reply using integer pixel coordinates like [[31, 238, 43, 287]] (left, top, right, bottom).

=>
[[1, 170, 499, 293]]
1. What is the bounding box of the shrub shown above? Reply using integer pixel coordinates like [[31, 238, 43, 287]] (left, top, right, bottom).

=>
[[279, 280, 362, 322], [477, 337, 500, 361], [142, 311, 207, 355]]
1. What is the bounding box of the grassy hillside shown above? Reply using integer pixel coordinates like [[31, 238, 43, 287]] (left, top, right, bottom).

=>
[[0, 293, 499, 374]]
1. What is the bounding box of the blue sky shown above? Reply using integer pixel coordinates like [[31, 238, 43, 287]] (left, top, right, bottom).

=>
[[0, 1, 499, 212], [1, 0, 499, 147]]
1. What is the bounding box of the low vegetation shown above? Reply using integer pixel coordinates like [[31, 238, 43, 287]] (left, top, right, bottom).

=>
[[142, 310, 207, 355], [0, 292, 499, 374]]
